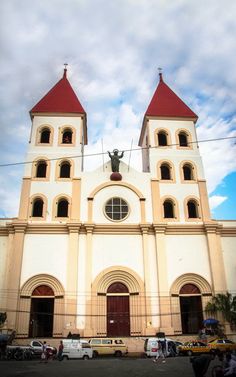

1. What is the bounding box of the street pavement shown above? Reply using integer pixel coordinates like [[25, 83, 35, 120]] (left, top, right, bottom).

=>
[[0, 356, 224, 377]]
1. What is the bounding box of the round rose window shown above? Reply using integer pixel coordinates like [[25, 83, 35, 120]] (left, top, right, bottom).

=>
[[105, 197, 129, 221]]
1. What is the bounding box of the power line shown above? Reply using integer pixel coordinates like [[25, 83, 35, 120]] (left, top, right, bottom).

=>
[[0, 135, 235, 168]]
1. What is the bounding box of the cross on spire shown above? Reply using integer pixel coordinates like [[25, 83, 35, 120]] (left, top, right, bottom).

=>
[[63, 63, 68, 78], [158, 67, 163, 82]]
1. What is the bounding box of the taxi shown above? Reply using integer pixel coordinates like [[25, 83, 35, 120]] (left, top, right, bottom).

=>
[[88, 338, 128, 357], [178, 341, 210, 356], [208, 339, 236, 352]]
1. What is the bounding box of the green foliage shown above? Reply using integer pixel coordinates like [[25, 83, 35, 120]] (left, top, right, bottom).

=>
[[206, 292, 236, 330]]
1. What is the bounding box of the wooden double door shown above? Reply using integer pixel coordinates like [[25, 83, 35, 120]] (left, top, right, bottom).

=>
[[107, 282, 130, 337]]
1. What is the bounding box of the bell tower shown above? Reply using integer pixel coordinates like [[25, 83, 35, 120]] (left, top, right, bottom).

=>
[[18, 67, 87, 221], [139, 71, 211, 223]]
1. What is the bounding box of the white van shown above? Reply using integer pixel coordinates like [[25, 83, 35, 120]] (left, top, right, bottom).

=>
[[144, 337, 174, 358], [62, 339, 93, 360]]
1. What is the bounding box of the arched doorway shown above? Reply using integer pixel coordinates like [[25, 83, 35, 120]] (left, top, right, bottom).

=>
[[29, 285, 54, 338], [107, 282, 130, 337], [179, 283, 203, 334]]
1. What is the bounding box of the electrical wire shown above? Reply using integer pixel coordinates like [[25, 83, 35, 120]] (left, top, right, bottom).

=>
[[0, 135, 235, 168]]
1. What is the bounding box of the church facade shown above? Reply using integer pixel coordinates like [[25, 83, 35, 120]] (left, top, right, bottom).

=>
[[0, 69, 235, 339]]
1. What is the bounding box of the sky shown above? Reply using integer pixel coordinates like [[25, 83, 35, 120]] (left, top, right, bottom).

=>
[[0, 0, 236, 219]]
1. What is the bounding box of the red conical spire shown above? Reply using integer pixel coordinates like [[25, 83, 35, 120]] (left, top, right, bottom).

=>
[[30, 67, 86, 115], [145, 71, 198, 119]]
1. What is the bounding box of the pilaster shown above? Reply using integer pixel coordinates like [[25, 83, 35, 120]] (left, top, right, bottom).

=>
[[83, 223, 95, 336], [18, 178, 31, 219], [71, 178, 81, 220], [198, 180, 211, 221], [153, 224, 174, 335], [204, 222, 227, 294], [65, 222, 81, 333], [151, 179, 162, 222], [140, 223, 155, 335], [5, 221, 27, 331]]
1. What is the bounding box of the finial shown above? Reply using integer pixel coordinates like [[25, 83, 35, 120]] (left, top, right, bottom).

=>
[[158, 67, 163, 82], [63, 63, 68, 78]]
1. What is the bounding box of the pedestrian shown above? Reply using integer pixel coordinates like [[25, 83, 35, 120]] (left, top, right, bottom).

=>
[[224, 353, 236, 376], [153, 340, 166, 363], [168, 341, 177, 357], [40, 341, 48, 363], [57, 340, 64, 361], [190, 351, 216, 377]]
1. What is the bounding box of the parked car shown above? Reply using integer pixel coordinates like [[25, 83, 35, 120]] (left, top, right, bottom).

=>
[[88, 338, 128, 357], [178, 341, 211, 356], [62, 339, 93, 360], [144, 337, 181, 357], [208, 339, 236, 352], [30, 340, 57, 357]]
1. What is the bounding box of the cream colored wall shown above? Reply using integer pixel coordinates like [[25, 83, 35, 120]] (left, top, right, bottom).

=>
[[91, 234, 144, 280], [221, 237, 236, 293], [0, 236, 8, 309], [80, 163, 153, 223], [165, 234, 212, 288], [92, 186, 141, 223], [20, 234, 68, 288]]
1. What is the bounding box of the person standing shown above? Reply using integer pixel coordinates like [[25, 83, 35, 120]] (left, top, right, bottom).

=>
[[153, 340, 166, 363], [40, 341, 47, 363], [57, 340, 64, 361]]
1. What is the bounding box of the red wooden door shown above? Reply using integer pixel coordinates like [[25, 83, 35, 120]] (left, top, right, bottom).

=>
[[107, 282, 130, 337]]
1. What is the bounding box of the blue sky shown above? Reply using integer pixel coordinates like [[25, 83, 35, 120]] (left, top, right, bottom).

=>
[[0, 0, 236, 219]]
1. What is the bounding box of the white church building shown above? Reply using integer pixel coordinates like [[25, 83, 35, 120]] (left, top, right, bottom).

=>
[[0, 69, 235, 339]]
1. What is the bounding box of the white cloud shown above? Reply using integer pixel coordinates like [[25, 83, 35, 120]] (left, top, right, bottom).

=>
[[209, 195, 227, 211], [0, 0, 236, 217]]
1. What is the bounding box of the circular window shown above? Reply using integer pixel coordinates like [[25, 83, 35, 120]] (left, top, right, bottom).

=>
[[105, 197, 129, 221]]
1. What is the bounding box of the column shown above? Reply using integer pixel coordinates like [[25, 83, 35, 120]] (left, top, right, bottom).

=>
[[153, 224, 174, 335]]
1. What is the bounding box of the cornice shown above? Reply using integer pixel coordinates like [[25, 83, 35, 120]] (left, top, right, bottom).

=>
[[0, 219, 235, 237], [26, 223, 68, 234]]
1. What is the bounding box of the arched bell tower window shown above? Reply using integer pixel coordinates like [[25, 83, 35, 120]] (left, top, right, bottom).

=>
[[163, 200, 174, 218], [187, 200, 198, 218], [158, 131, 168, 146], [62, 129, 72, 144], [32, 198, 44, 217], [57, 199, 69, 217], [178, 132, 188, 147], [40, 128, 51, 143], [36, 160, 47, 178], [60, 161, 71, 178], [183, 164, 193, 180], [160, 163, 171, 180]]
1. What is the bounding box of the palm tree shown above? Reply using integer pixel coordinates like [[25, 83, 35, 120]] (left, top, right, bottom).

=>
[[205, 292, 236, 330]]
